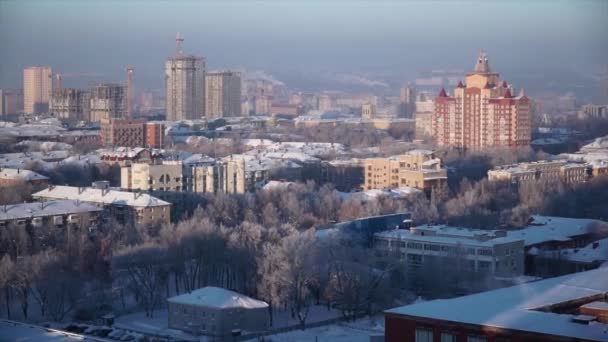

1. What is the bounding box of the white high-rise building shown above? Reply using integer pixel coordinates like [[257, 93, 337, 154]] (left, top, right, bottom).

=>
[[23, 66, 52, 114], [165, 35, 205, 121], [205, 71, 242, 119]]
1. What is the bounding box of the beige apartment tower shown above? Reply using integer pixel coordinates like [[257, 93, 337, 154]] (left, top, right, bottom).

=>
[[24, 66, 52, 114], [205, 71, 242, 119]]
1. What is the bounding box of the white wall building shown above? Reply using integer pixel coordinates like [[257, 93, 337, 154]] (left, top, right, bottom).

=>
[[374, 225, 525, 278]]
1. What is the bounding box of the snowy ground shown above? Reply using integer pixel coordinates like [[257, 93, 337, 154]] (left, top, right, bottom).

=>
[[256, 316, 385, 342], [269, 305, 340, 328], [113, 305, 343, 340], [114, 310, 201, 341]]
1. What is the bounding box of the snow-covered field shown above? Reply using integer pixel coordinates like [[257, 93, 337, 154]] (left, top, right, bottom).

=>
[[258, 317, 384, 342], [114, 310, 200, 341]]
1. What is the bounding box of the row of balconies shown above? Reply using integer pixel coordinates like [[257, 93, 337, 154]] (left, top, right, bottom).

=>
[[0, 214, 94, 228]]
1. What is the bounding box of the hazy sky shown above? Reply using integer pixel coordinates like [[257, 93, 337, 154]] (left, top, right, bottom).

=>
[[1, 0, 606, 91]]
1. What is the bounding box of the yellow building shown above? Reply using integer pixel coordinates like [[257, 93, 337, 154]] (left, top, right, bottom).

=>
[[363, 150, 447, 193], [24, 66, 52, 114]]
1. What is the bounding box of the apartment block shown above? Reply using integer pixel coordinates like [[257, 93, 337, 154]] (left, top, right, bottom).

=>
[[100, 118, 145, 147], [488, 160, 590, 184], [50, 88, 90, 121], [89, 83, 127, 122], [0, 199, 102, 230], [363, 150, 447, 194], [144, 121, 166, 148], [433, 53, 531, 149], [0, 168, 49, 189], [121, 159, 247, 194], [33, 183, 171, 226], [205, 71, 241, 119], [23, 66, 52, 114]]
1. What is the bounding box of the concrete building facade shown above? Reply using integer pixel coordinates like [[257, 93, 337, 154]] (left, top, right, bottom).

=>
[[122, 159, 247, 194], [33, 183, 171, 226], [0, 88, 23, 116], [361, 102, 377, 119], [399, 85, 416, 117], [50, 88, 90, 122], [165, 55, 205, 121], [144, 121, 166, 148], [100, 119, 145, 147], [89, 84, 127, 122], [374, 225, 525, 279], [0, 168, 49, 189], [205, 71, 241, 119], [23, 66, 52, 114], [167, 287, 269, 337], [363, 150, 447, 194], [433, 53, 531, 149], [488, 160, 590, 185], [0, 200, 102, 231]]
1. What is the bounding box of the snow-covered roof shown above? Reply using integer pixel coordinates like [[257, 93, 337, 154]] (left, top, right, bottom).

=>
[[168, 287, 268, 309], [223, 154, 303, 172], [375, 226, 522, 248], [581, 135, 608, 151], [98, 147, 164, 158], [60, 154, 104, 166], [16, 140, 73, 151], [0, 151, 71, 169], [506, 215, 602, 247], [263, 180, 297, 191], [542, 238, 608, 264], [386, 267, 608, 341], [180, 154, 215, 166], [339, 187, 421, 203], [0, 168, 48, 182], [33, 186, 170, 208], [0, 200, 102, 221], [242, 138, 275, 148]]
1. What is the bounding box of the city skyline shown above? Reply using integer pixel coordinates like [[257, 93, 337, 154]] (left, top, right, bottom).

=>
[[1, 0, 606, 96]]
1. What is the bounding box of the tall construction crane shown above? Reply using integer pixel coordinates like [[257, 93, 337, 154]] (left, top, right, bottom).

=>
[[176, 32, 184, 55], [126, 66, 134, 118], [53, 72, 100, 92]]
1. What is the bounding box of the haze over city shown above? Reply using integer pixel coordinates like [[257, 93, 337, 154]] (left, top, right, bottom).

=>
[[1, 0, 607, 98], [1, 1, 608, 342]]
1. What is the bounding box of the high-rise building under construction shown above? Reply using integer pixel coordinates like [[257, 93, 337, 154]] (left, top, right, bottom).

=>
[[165, 34, 205, 121], [205, 71, 241, 119]]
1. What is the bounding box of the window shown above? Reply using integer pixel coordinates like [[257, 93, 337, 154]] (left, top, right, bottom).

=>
[[468, 336, 487, 342], [408, 254, 423, 265], [441, 333, 456, 342], [415, 328, 433, 342]]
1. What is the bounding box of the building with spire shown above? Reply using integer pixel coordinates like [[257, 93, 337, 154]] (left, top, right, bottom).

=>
[[165, 33, 205, 121], [432, 52, 531, 149]]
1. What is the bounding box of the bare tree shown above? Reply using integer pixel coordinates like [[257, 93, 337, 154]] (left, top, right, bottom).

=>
[[0, 255, 15, 319], [112, 243, 169, 318]]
